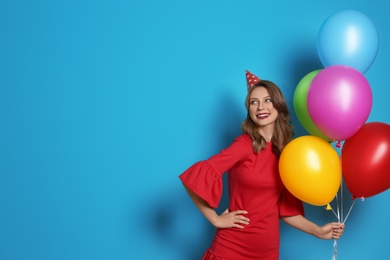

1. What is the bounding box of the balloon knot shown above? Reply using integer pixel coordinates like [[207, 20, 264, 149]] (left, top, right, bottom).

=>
[[352, 196, 365, 201], [335, 141, 341, 148]]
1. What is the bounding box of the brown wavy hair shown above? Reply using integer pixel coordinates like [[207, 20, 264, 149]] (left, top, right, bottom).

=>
[[241, 80, 293, 155]]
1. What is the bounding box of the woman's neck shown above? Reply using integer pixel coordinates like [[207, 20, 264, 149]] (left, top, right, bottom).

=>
[[258, 126, 274, 142]]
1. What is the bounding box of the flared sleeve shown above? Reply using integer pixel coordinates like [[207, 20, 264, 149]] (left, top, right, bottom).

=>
[[179, 134, 252, 208], [278, 188, 305, 217], [179, 161, 222, 208]]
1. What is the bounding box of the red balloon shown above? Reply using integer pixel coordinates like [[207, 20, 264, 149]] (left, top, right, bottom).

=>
[[342, 122, 390, 199]]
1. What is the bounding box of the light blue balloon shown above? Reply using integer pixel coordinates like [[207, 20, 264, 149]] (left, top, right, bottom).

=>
[[317, 10, 379, 74]]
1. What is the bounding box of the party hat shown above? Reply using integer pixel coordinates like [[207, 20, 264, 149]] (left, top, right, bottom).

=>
[[245, 70, 261, 88]]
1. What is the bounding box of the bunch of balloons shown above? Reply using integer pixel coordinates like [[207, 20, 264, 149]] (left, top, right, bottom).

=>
[[280, 10, 390, 207]]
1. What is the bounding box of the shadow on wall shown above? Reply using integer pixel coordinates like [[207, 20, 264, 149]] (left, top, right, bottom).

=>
[[286, 44, 323, 88], [141, 90, 244, 259], [145, 189, 215, 260], [281, 38, 324, 139]]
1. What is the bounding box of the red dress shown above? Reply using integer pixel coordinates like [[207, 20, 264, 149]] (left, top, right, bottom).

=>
[[179, 134, 304, 260]]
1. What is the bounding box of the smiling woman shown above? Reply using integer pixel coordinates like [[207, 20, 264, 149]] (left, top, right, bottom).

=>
[[179, 71, 344, 260], [248, 86, 279, 141]]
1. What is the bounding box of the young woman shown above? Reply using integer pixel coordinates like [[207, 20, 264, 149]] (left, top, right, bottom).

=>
[[179, 71, 344, 260]]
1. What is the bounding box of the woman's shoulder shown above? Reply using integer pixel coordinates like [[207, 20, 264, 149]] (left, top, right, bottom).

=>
[[218, 133, 253, 158], [234, 133, 252, 143], [231, 134, 253, 150]]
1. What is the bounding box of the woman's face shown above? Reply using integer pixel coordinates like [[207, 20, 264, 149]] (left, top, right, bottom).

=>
[[248, 86, 278, 129]]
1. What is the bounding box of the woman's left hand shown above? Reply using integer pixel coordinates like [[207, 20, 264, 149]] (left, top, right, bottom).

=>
[[317, 222, 345, 240]]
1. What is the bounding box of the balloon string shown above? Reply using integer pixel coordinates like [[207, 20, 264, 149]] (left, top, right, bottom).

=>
[[331, 192, 341, 260], [340, 178, 344, 223], [332, 176, 342, 260], [332, 239, 338, 260], [343, 200, 356, 224], [335, 193, 341, 223], [332, 200, 356, 260], [332, 141, 358, 260], [330, 205, 338, 219], [331, 176, 359, 260]]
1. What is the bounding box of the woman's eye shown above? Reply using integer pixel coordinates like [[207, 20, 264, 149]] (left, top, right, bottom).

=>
[[265, 98, 272, 103], [250, 100, 258, 105]]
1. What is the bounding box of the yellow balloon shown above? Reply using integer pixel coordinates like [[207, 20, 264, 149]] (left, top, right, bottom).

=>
[[279, 136, 341, 206]]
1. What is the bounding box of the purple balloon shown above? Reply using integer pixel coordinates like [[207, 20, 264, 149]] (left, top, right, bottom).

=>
[[307, 65, 372, 141]]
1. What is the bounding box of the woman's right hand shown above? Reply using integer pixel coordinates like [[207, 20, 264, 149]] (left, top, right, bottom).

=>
[[213, 209, 250, 229]]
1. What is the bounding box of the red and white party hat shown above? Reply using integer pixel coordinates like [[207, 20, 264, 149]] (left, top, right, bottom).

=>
[[245, 70, 261, 88]]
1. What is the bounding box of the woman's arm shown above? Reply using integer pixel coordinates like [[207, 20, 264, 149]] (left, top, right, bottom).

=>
[[183, 184, 250, 229], [281, 215, 345, 240]]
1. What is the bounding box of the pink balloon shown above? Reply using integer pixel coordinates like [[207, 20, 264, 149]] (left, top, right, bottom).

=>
[[307, 65, 372, 141]]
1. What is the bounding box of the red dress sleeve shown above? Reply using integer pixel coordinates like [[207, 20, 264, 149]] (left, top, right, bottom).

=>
[[278, 188, 305, 217], [179, 135, 252, 208]]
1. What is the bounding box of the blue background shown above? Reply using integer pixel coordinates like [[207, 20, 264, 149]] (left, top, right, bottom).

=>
[[1, 1, 389, 259]]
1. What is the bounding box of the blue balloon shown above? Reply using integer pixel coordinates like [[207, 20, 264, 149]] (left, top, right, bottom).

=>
[[317, 10, 379, 74]]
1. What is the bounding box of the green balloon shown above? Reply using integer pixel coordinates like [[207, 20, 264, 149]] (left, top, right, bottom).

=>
[[293, 70, 332, 142]]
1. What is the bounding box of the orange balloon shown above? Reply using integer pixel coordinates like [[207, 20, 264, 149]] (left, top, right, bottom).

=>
[[279, 136, 341, 206]]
